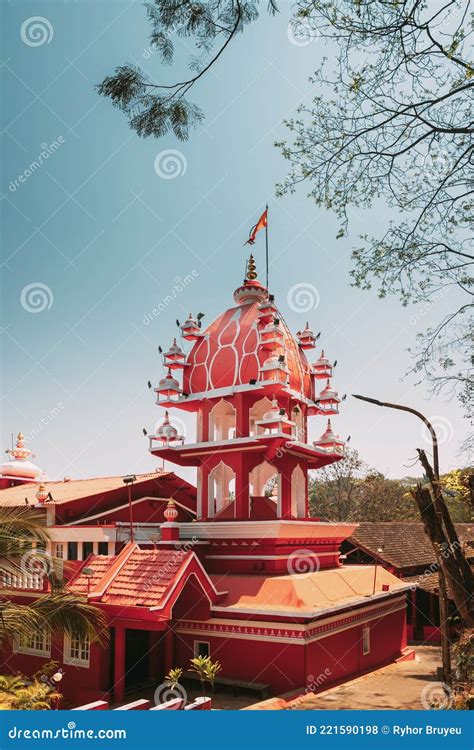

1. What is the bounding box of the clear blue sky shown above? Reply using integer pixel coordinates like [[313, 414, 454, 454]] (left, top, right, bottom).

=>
[[1, 0, 468, 484]]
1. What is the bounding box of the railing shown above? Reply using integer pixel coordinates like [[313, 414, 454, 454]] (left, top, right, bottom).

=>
[[0, 570, 44, 590]]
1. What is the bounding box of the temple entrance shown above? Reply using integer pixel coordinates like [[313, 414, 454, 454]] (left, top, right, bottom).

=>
[[125, 629, 152, 691]]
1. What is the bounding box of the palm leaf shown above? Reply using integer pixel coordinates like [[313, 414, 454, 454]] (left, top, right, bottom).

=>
[[0, 600, 41, 645], [31, 593, 108, 644]]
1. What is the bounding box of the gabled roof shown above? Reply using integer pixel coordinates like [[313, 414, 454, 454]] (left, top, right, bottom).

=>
[[348, 522, 474, 572], [69, 543, 219, 611], [0, 471, 193, 508]]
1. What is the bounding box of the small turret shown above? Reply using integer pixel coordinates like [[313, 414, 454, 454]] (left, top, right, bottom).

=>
[[181, 313, 201, 341], [155, 369, 181, 402], [318, 379, 340, 415], [314, 419, 345, 454], [163, 338, 186, 370], [312, 350, 333, 379], [297, 322, 317, 350]]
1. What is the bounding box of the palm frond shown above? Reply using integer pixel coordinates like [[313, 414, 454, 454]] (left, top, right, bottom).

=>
[[0, 507, 50, 560], [0, 600, 41, 645], [31, 593, 108, 644]]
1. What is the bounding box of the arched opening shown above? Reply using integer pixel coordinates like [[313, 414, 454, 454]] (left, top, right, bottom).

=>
[[208, 461, 236, 518], [291, 465, 306, 518], [209, 399, 236, 441], [249, 460, 280, 518], [249, 396, 273, 436]]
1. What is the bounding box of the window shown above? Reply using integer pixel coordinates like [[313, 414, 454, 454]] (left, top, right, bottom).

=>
[[55, 543, 64, 559], [15, 631, 51, 657], [83, 542, 94, 558], [64, 634, 90, 667], [98, 542, 109, 555], [362, 625, 370, 655], [193, 641, 210, 658], [67, 541, 78, 560]]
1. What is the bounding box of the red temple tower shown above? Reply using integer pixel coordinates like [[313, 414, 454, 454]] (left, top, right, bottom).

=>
[[0, 256, 412, 707]]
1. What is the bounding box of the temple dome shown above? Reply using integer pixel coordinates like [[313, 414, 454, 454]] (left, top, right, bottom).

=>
[[182, 263, 314, 399], [0, 432, 44, 483]]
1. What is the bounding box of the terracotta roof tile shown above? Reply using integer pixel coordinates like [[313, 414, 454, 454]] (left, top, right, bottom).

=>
[[0, 471, 171, 507], [102, 548, 190, 607], [69, 546, 192, 608], [69, 555, 118, 595], [349, 522, 474, 571], [405, 566, 474, 599]]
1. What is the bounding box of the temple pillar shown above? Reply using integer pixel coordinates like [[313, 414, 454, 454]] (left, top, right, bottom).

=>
[[199, 401, 212, 442], [235, 393, 249, 438], [235, 453, 250, 520], [198, 465, 210, 520], [280, 459, 292, 519], [114, 627, 126, 704]]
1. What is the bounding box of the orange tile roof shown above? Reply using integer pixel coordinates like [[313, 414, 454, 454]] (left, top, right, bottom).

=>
[[101, 548, 191, 607], [69, 555, 117, 595], [69, 545, 192, 609], [0, 471, 172, 507], [210, 565, 409, 615]]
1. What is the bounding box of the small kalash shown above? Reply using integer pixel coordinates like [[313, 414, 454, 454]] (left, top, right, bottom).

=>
[[0, 254, 412, 708]]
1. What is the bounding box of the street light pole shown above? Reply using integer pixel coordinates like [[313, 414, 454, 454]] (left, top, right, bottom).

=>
[[122, 475, 137, 543], [352, 395, 439, 479], [352, 394, 451, 682]]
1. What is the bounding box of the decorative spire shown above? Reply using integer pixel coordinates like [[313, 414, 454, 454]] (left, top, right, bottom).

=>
[[8, 431, 34, 462], [246, 254, 257, 281]]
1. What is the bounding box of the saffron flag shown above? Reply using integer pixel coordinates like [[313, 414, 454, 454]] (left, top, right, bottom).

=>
[[245, 208, 268, 245]]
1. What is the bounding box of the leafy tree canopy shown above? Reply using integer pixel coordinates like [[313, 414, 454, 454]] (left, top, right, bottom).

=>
[[98, 0, 473, 414]]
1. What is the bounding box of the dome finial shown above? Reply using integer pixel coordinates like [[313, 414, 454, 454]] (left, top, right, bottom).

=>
[[246, 254, 257, 281]]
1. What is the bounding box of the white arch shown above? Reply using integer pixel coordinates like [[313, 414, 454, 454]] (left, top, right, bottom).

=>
[[249, 396, 273, 436], [208, 460, 235, 517], [209, 399, 236, 441]]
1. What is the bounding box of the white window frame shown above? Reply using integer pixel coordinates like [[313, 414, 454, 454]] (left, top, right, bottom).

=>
[[54, 543, 64, 559], [64, 634, 90, 668], [193, 640, 210, 659], [362, 625, 371, 655], [14, 631, 51, 658]]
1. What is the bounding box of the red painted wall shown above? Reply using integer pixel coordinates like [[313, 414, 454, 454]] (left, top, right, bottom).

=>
[[174, 632, 304, 694], [0, 638, 109, 707]]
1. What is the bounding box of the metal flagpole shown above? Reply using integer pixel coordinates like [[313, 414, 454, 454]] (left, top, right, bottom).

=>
[[265, 204, 269, 289]]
